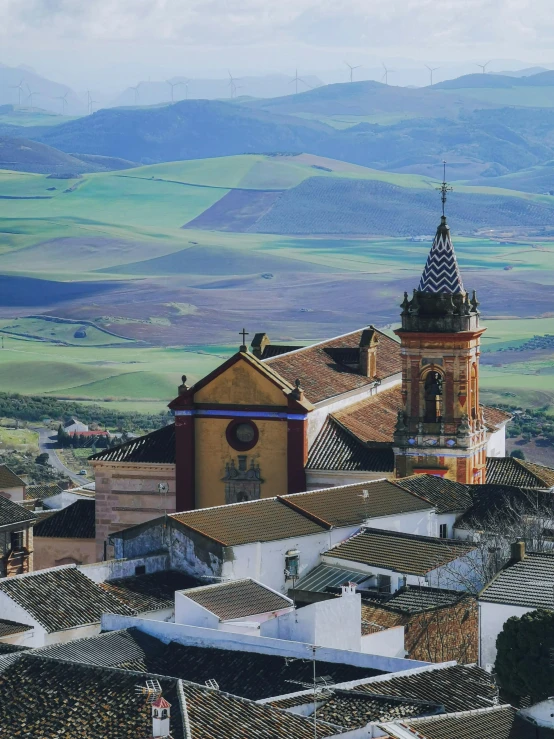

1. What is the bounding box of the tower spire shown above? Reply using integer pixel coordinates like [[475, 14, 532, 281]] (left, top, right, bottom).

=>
[[418, 162, 464, 294]]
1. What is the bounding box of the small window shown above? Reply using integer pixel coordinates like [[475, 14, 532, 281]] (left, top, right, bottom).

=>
[[397, 576, 407, 590], [439, 524, 448, 539], [284, 550, 299, 579], [378, 574, 391, 594], [134, 564, 146, 576], [424, 371, 443, 422], [10, 531, 23, 551]]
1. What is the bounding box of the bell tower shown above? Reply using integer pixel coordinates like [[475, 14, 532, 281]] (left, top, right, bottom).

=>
[[393, 171, 486, 484]]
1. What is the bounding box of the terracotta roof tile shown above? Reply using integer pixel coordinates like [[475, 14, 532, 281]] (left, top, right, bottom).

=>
[[90, 423, 176, 464], [395, 475, 473, 514], [479, 551, 554, 608], [0, 465, 25, 490], [353, 663, 498, 713], [0, 496, 35, 527], [334, 386, 402, 444], [265, 328, 401, 404], [36, 627, 381, 701], [482, 407, 512, 431], [171, 497, 326, 546], [317, 689, 441, 729], [361, 604, 407, 634], [25, 482, 64, 501], [282, 479, 432, 528], [33, 499, 94, 539], [486, 457, 554, 488], [395, 704, 544, 739], [307, 416, 395, 472], [182, 579, 292, 620], [0, 619, 33, 638], [324, 528, 476, 576], [99, 571, 200, 612], [0, 565, 134, 633]]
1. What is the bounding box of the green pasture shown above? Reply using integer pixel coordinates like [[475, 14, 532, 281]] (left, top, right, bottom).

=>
[[0, 334, 231, 403], [481, 317, 554, 350], [0, 317, 133, 346]]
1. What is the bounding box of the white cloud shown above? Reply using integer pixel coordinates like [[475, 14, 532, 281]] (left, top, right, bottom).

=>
[[0, 0, 551, 52]]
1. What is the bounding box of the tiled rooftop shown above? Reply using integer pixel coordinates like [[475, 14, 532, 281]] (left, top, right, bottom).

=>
[[486, 456, 554, 488], [324, 528, 476, 576], [367, 585, 471, 614], [482, 407, 512, 431], [352, 663, 498, 713], [307, 416, 394, 472], [388, 704, 546, 739], [0, 464, 25, 489], [99, 570, 200, 612], [171, 497, 327, 546], [90, 423, 176, 464], [0, 618, 33, 638], [35, 627, 383, 700], [25, 482, 64, 501], [282, 479, 432, 527], [317, 689, 442, 729], [182, 578, 292, 620], [0, 495, 36, 527], [334, 386, 403, 444], [33, 499, 95, 538], [395, 475, 473, 514], [455, 484, 554, 531], [0, 565, 134, 633], [480, 551, 554, 608], [264, 327, 402, 404]]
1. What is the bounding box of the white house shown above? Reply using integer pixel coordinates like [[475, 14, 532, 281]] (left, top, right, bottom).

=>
[[478, 542, 554, 670], [321, 528, 481, 595], [110, 479, 436, 595], [0, 564, 134, 647]]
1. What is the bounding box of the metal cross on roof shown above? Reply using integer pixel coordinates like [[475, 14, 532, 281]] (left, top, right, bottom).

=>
[[437, 160, 453, 217], [240, 328, 249, 346]]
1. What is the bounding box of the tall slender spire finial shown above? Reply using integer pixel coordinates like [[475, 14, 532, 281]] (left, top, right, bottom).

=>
[[437, 160, 453, 217]]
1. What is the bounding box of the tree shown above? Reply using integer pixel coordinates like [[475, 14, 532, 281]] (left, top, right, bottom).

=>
[[495, 609, 554, 702], [510, 449, 525, 460], [34, 452, 50, 467]]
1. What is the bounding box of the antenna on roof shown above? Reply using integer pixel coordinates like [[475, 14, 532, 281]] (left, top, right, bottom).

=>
[[136, 679, 162, 703], [286, 646, 335, 738]]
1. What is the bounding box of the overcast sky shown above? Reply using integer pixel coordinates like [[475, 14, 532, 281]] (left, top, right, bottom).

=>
[[1, 0, 552, 90]]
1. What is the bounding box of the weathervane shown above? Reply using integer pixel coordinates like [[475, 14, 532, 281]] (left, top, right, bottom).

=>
[[437, 160, 453, 217]]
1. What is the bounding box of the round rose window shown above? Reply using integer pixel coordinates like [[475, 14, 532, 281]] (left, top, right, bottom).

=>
[[226, 419, 259, 451]]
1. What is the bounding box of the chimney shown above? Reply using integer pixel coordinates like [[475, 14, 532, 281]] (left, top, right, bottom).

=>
[[341, 582, 358, 597], [151, 695, 171, 738], [510, 540, 525, 563], [359, 326, 379, 378], [251, 333, 270, 359]]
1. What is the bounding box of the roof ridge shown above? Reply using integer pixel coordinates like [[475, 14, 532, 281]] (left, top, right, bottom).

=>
[[405, 704, 513, 723], [0, 562, 77, 584], [263, 326, 398, 363], [357, 526, 474, 547]]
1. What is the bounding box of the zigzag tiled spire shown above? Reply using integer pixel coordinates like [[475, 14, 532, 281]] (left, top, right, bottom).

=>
[[418, 216, 465, 294]]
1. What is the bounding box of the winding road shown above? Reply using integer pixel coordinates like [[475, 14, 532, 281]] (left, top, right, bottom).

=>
[[34, 427, 88, 485]]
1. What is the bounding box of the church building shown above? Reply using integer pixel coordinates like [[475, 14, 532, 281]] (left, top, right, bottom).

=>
[[92, 209, 513, 559]]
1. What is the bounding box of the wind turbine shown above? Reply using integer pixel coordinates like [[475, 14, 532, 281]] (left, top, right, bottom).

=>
[[10, 79, 25, 105], [130, 83, 141, 104], [26, 85, 38, 108], [425, 65, 439, 86], [86, 90, 92, 115], [228, 71, 240, 98], [54, 91, 69, 114], [381, 63, 395, 86], [183, 79, 190, 100], [89, 98, 99, 113], [476, 60, 492, 74], [166, 79, 185, 103], [345, 61, 361, 83], [289, 68, 309, 95]]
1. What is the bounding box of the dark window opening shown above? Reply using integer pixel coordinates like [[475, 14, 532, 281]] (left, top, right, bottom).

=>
[[378, 574, 391, 593], [424, 371, 443, 422], [10, 531, 24, 551], [439, 523, 448, 539], [134, 564, 146, 576]]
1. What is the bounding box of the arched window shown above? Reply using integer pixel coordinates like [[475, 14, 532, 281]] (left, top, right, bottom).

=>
[[424, 370, 443, 423]]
